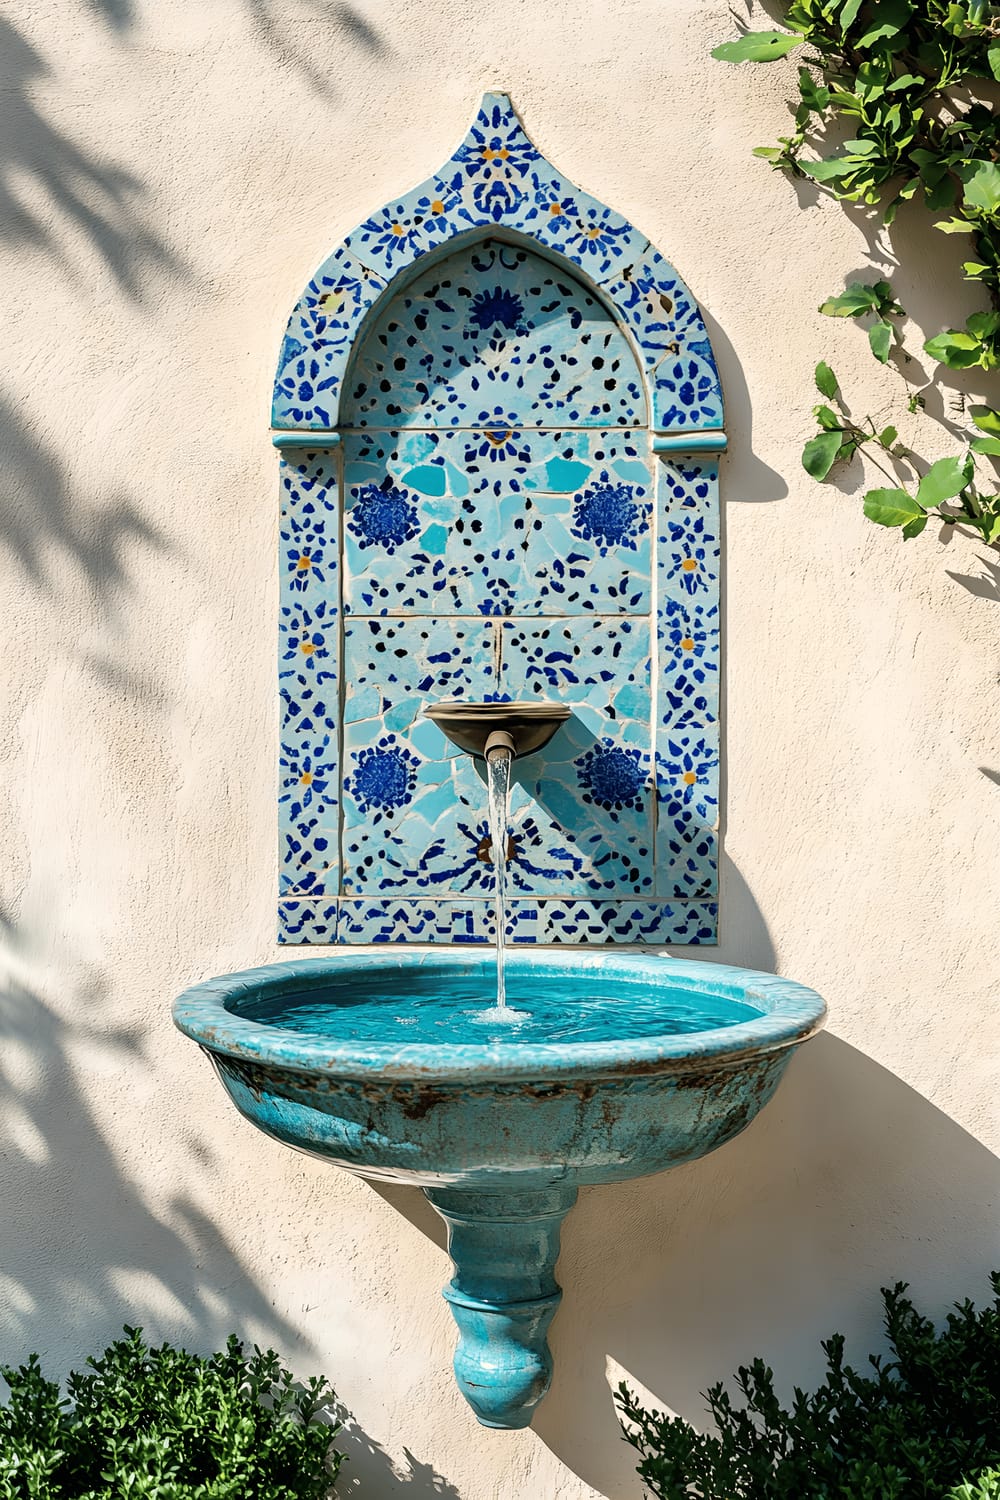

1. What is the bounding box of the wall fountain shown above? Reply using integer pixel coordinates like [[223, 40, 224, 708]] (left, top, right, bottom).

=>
[[173, 95, 827, 1430]]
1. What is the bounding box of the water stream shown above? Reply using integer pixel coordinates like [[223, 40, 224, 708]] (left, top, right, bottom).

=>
[[485, 746, 513, 1013]]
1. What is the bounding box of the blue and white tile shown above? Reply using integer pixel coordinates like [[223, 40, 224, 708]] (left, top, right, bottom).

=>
[[278, 454, 341, 895], [337, 900, 493, 945], [342, 238, 645, 430], [342, 429, 653, 616], [654, 729, 720, 901], [278, 900, 338, 944], [323, 898, 717, 944], [341, 617, 498, 897], [500, 616, 650, 743], [657, 821, 719, 900], [275, 93, 722, 436], [272, 245, 387, 429], [500, 615, 654, 896], [521, 168, 649, 284], [657, 596, 720, 730], [657, 461, 720, 606], [653, 353, 724, 432], [506, 899, 717, 944]]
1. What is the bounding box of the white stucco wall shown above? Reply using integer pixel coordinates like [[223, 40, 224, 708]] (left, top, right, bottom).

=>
[[1, 2, 998, 1495]]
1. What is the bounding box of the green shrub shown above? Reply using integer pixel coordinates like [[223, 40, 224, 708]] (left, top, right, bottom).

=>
[[617, 1274, 1000, 1499], [0, 1327, 343, 1499]]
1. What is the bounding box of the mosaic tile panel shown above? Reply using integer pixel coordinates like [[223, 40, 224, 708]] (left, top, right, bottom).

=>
[[273, 247, 387, 429], [341, 616, 654, 898], [501, 617, 652, 896], [342, 428, 651, 616], [274, 93, 725, 943], [278, 452, 341, 896], [278, 899, 718, 946], [343, 239, 645, 428], [655, 460, 721, 900], [271, 93, 722, 435], [279, 900, 340, 944], [342, 617, 496, 896]]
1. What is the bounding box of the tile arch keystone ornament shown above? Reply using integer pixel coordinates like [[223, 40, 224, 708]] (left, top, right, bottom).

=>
[[273, 93, 726, 946]]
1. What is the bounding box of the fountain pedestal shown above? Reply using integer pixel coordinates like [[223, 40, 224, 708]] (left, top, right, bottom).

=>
[[425, 1185, 578, 1428]]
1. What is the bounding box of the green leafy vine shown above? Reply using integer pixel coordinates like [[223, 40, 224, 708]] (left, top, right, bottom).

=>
[[712, 0, 1000, 549]]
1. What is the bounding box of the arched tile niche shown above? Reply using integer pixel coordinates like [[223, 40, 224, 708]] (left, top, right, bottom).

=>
[[274, 94, 724, 946]]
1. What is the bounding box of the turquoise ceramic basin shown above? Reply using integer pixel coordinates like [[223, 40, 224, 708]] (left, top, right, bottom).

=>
[[173, 952, 825, 1428]]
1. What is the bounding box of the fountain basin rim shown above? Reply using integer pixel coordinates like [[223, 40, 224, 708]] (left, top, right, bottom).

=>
[[172, 953, 826, 1086]]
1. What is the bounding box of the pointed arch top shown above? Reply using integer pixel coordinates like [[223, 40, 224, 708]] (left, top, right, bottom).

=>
[[271, 93, 723, 437]]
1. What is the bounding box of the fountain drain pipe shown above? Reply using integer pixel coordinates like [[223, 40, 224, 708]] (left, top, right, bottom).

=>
[[484, 729, 516, 761]]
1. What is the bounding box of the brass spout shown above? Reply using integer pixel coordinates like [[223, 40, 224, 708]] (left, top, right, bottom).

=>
[[484, 729, 516, 761]]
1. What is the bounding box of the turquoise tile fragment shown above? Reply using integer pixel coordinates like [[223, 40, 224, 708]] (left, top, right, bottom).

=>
[[420, 524, 449, 555], [404, 465, 448, 497]]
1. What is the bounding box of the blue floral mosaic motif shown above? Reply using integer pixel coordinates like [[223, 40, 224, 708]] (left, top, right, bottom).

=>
[[279, 738, 337, 820], [572, 477, 641, 553], [275, 355, 338, 426], [660, 472, 721, 603], [279, 599, 336, 683], [274, 94, 724, 942], [345, 736, 420, 822], [469, 286, 528, 333], [347, 480, 420, 552], [577, 741, 647, 813]]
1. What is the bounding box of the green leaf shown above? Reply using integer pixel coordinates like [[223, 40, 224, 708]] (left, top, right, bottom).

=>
[[971, 436, 1000, 456], [863, 487, 926, 527], [924, 330, 983, 368], [967, 310, 1000, 339], [798, 68, 830, 109], [902, 514, 928, 539], [819, 283, 879, 317], [801, 156, 861, 181], [989, 44, 1000, 81], [868, 318, 892, 363], [813, 403, 843, 430], [856, 0, 913, 46], [711, 31, 802, 62], [878, 425, 898, 447], [840, 0, 864, 27], [961, 160, 1000, 215], [815, 360, 839, 398], [970, 405, 1000, 435], [916, 454, 973, 508], [869, 280, 898, 310], [926, 176, 957, 211], [752, 146, 785, 160], [802, 430, 846, 479], [934, 218, 975, 234]]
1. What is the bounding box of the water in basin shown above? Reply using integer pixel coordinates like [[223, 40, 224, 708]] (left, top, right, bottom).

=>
[[236, 970, 764, 1046]]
